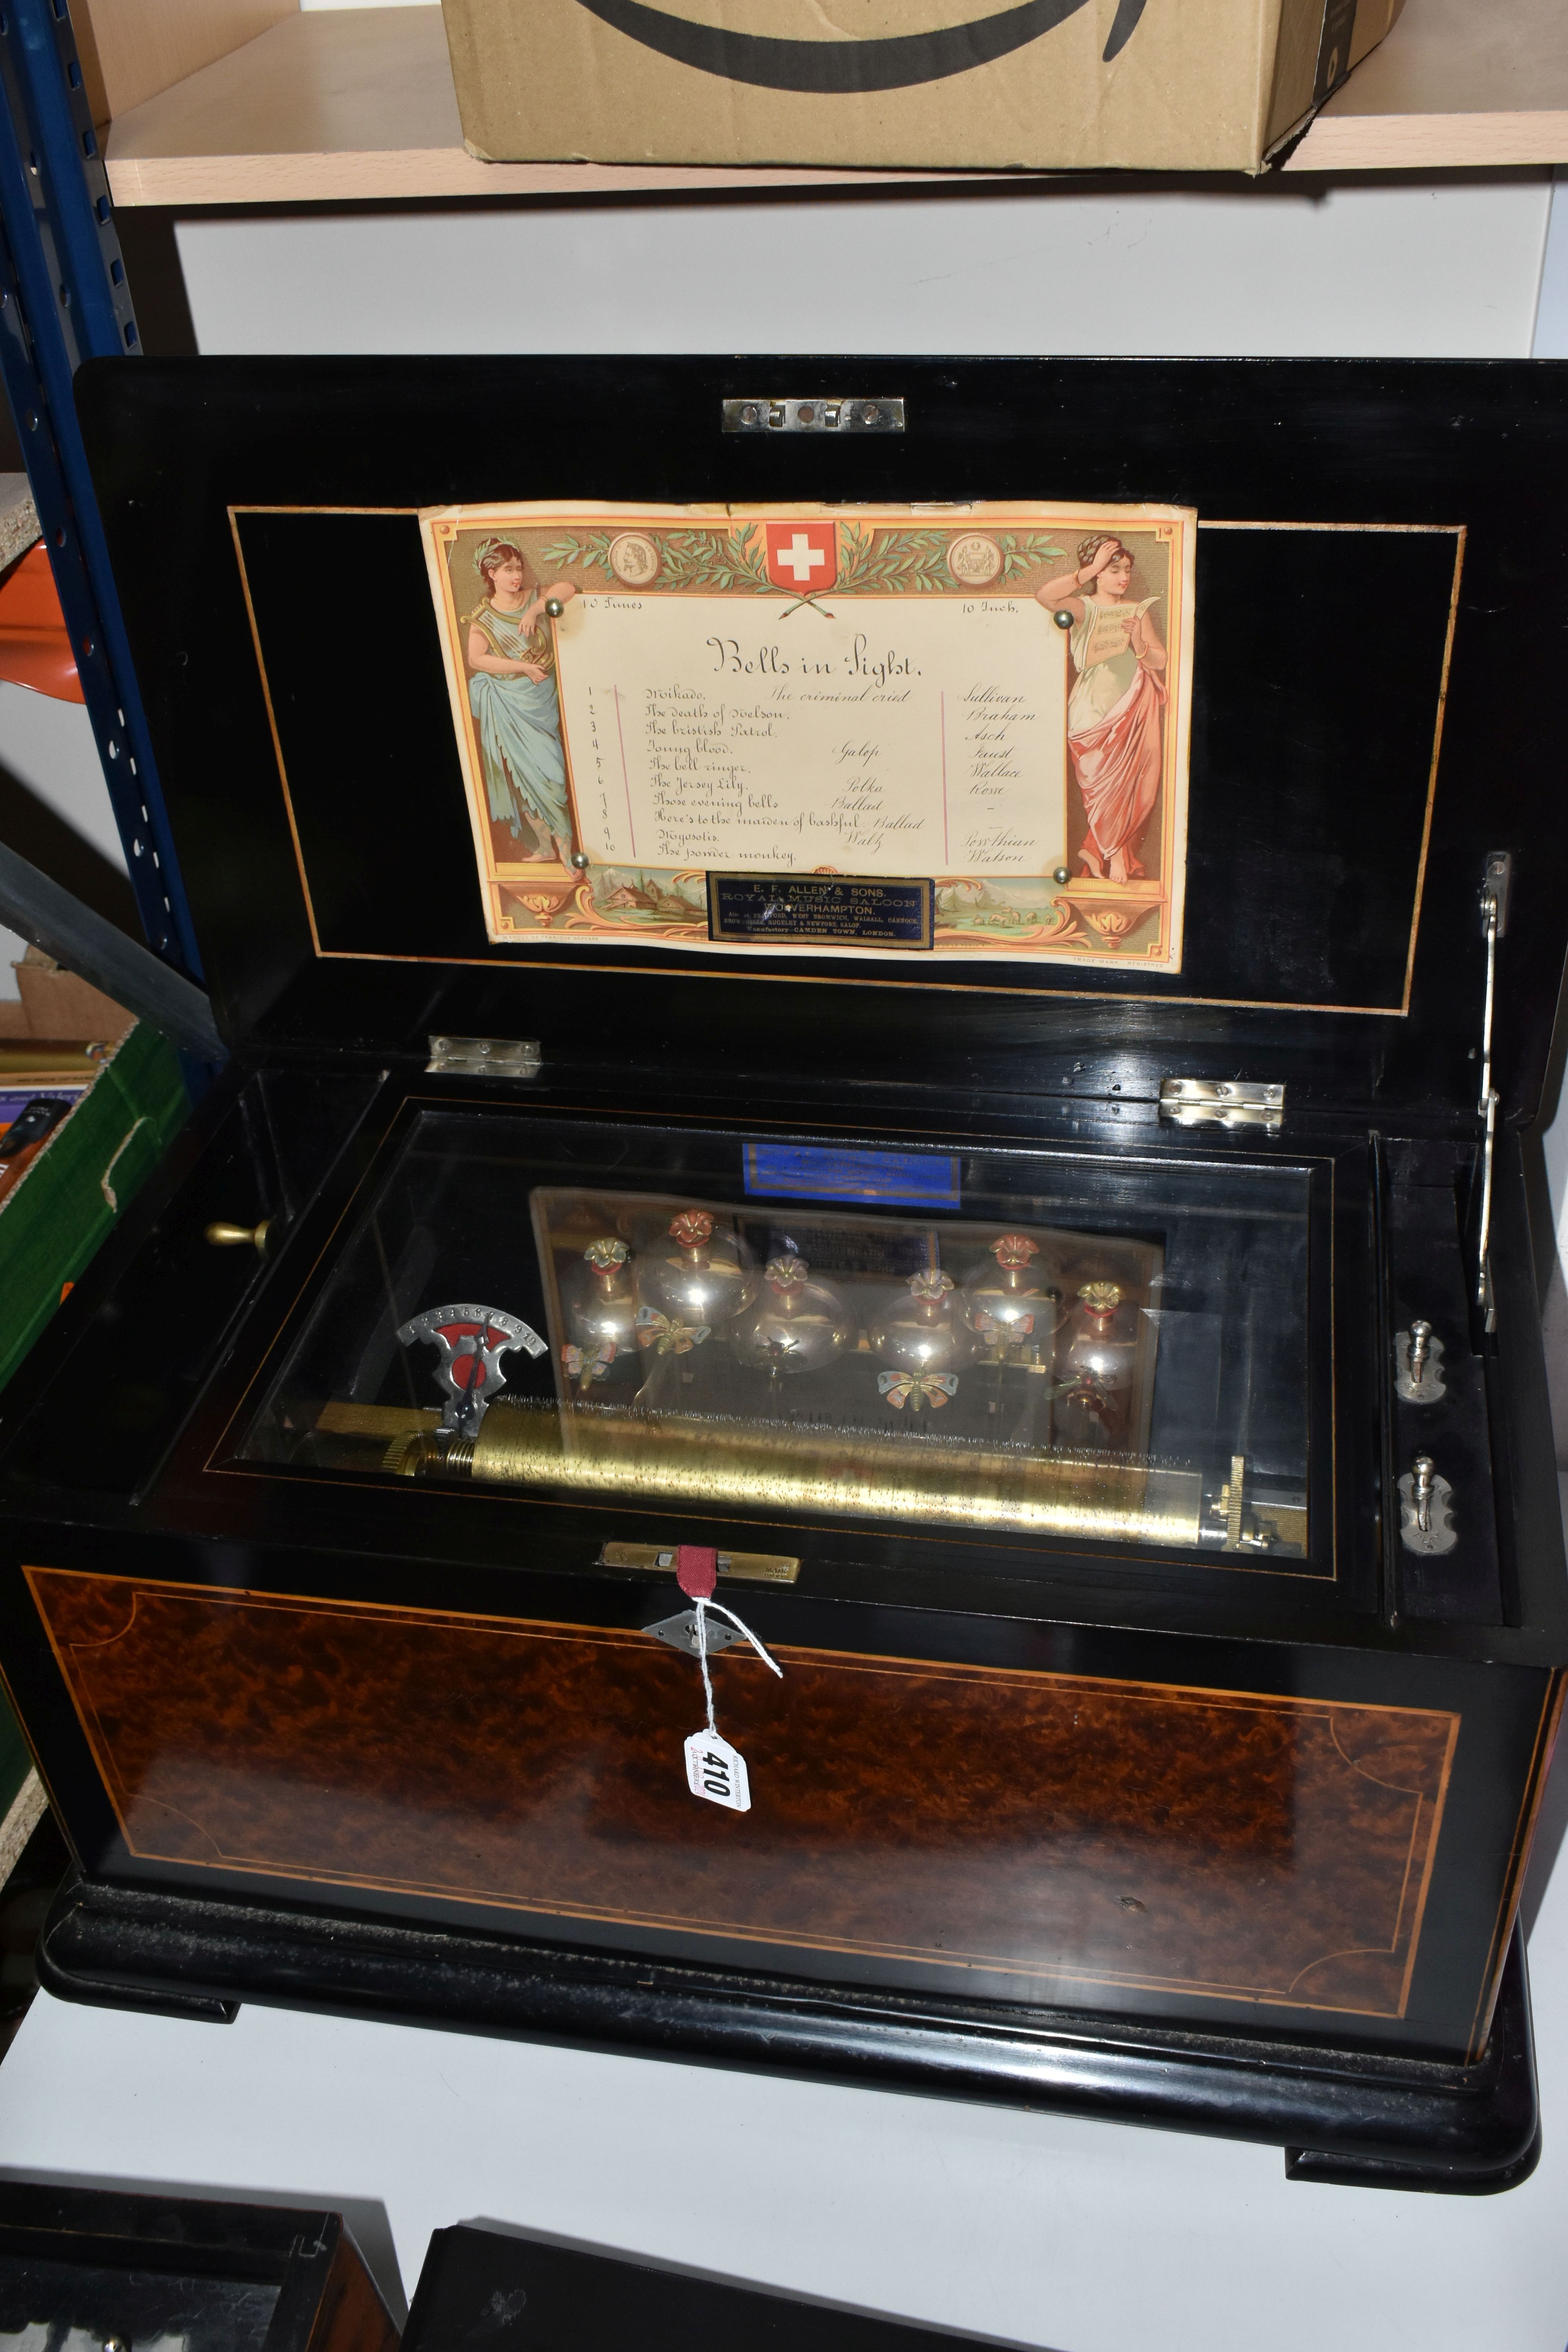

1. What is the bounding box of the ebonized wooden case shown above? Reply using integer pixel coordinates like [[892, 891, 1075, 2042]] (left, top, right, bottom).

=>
[[402, 2223, 1006, 2352], [0, 2181, 399, 2352], [1, 357, 1565, 2194]]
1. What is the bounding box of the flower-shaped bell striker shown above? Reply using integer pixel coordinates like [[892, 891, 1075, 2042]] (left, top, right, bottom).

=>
[[868, 1267, 974, 1408], [733, 1254, 855, 1404], [636, 1209, 759, 1327], [1058, 1279, 1136, 1449], [962, 1232, 1065, 1360], [559, 1235, 640, 1395]]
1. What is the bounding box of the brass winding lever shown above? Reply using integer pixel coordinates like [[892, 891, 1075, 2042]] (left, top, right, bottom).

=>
[[204, 1220, 271, 1255]]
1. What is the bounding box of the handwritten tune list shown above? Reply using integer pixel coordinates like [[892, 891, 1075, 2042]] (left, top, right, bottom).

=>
[[556, 595, 1070, 878]]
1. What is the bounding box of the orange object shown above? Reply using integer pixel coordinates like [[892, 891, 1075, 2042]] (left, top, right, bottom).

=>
[[0, 541, 83, 702]]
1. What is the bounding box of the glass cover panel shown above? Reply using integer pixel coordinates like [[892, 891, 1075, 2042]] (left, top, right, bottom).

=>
[[0, 2261, 279, 2352], [236, 1113, 1313, 1563]]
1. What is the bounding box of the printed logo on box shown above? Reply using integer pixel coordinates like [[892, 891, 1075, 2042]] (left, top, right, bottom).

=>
[[568, 0, 1148, 94]]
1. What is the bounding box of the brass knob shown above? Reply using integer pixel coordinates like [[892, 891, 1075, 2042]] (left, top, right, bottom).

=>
[[205, 1219, 270, 1255]]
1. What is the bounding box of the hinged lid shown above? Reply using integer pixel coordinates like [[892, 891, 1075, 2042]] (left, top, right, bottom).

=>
[[76, 356, 1568, 1127]]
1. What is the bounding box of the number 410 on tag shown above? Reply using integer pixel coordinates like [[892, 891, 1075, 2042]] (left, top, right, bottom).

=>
[[684, 1730, 751, 1812]]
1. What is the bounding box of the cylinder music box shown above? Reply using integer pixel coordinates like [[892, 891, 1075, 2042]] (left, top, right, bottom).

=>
[[0, 355, 1564, 2192]]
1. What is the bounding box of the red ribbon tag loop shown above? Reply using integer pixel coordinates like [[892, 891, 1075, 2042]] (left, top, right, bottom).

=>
[[676, 1545, 718, 1600]]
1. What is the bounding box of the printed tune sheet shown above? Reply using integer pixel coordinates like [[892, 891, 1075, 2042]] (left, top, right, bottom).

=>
[[419, 500, 1196, 969]]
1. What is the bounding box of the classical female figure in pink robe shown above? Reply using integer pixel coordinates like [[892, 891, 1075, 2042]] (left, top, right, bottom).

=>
[[1036, 536, 1168, 885]]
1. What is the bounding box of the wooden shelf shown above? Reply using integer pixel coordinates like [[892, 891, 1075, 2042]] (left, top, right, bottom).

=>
[[102, 0, 1568, 209], [1289, 0, 1568, 170], [100, 7, 955, 204]]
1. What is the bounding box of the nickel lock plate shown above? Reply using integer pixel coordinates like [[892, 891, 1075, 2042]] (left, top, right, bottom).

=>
[[722, 397, 906, 434]]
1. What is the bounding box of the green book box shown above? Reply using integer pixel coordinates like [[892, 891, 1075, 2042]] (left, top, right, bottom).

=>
[[0, 1020, 189, 1398], [0, 1014, 188, 1855]]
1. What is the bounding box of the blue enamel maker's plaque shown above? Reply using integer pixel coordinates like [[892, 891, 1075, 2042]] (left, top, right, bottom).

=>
[[708, 873, 934, 949], [745, 1143, 960, 1210]]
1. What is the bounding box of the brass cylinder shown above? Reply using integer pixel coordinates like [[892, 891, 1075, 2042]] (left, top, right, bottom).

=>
[[464, 1400, 1203, 1545]]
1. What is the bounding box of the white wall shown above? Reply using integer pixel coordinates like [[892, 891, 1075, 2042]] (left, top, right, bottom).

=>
[[0, 684, 127, 998], [1534, 164, 1568, 361], [176, 173, 1552, 359]]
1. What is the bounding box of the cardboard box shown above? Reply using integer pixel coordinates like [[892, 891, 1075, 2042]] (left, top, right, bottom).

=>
[[0, 946, 134, 1048], [441, 0, 1404, 173]]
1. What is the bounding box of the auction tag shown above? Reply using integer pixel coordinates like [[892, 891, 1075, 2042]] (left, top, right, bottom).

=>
[[684, 1729, 751, 1813]]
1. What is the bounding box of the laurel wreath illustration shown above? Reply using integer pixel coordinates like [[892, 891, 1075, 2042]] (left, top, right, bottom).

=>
[[537, 525, 1066, 593]]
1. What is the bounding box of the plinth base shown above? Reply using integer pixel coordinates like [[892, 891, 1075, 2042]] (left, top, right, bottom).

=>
[[37, 1875, 1539, 2194]]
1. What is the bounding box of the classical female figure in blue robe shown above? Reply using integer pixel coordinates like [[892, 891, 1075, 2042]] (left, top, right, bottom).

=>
[[466, 540, 578, 865]]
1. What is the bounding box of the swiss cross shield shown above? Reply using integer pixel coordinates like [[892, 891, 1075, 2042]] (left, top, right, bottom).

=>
[[764, 521, 837, 593]]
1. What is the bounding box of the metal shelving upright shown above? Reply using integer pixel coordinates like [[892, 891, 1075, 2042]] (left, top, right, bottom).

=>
[[0, 0, 200, 980]]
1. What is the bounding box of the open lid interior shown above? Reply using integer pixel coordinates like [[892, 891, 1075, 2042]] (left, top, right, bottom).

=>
[[76, 355, 1568, 1125]]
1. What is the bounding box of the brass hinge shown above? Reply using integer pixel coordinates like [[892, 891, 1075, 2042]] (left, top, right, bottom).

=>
[[426, 1035, 541, 1080], [1159, 1078, 1284, 1131]]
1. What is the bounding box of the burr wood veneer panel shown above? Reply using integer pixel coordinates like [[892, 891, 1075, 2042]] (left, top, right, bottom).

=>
[[27, 1568, 1457, 2018]]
